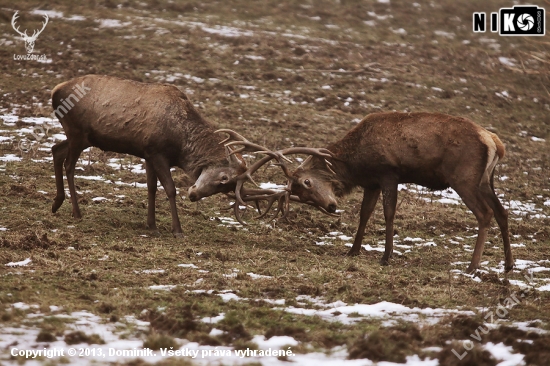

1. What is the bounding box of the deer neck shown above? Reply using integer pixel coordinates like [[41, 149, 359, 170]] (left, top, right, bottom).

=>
[[180, 126, 227, 180]]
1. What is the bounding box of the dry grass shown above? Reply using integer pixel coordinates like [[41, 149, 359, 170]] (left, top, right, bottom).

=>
[[0, 0, 549, 364]]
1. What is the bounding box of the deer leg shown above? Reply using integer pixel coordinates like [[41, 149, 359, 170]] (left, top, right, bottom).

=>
[[480, 178, 514, 272], [64, 143, 85, 219], [52, 140, 68, 213], [347, 188, 380, 256], [145, 161, 158, 231], [454, 186, 493, 274], [147, 156, 183, 237], [380, 181, 398, 266]]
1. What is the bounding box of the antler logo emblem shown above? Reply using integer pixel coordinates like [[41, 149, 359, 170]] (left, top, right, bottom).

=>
[[11, 11, 49, 54]]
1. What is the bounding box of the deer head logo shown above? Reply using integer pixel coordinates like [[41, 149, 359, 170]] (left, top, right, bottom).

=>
[[11, 11, 49, 54]]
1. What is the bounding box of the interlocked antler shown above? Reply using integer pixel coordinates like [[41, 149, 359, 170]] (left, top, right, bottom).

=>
[[216, 129, 337, 224]]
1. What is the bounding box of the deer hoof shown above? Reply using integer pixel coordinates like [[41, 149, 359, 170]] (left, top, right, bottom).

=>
[[147, 230, 161, 237], [504, 263, 514, 273], [346, 249, 360, 257], [379, 257, 390, 266], [52, 198, 64, 213], [465, 265, 479, 275], [173, 232, 185, 239]]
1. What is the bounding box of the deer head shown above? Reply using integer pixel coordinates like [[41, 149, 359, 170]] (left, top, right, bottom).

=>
[[187, 146, 248, 202], [213, 129, 339, 223], [12, 11, 49, 54], [288, 158, 338, 214]]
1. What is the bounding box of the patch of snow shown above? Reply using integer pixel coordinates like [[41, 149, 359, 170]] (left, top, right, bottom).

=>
[[245, 55, 265, 60], [498, 57, 517, 67], [218, 292, 242, 302], [137, 269, 165, 274], [201, 313, 225, 324], [5, 258, 31, 267], [259, 182, 286, 190], [247, 272, 273, 280], [280, 300, 475, 325], [148, 285, 176, 291], [252, 335, 299, 348], [30, 9, 63, 18], [97, 19, 131, 28], [392, 28, 407, 35], [484, 342, 524, 365], [0, 154, 22, 162], [201, 24, 254, 37], [434, 30, 455, 38]]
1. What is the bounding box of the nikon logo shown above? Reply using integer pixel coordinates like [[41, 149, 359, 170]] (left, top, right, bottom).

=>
[[473, 5, 545, 36]]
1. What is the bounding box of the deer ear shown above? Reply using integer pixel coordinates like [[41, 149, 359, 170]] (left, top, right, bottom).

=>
[[225, 146, 246, 168]]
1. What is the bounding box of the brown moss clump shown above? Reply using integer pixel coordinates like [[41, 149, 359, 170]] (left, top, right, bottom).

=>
[[348, 325, 423, 362], [143, 333, 179, 350], [0, 232, 56, 250], [438, 342, 497, 366], [36, 330, 56, 342], [64, 331, 105, 345]]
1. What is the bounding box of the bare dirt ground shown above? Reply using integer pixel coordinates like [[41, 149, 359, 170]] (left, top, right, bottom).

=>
[[0, 0, 549, 365]]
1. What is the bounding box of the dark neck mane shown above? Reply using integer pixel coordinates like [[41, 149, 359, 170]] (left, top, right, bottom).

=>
[[180, 110, 228, 179]]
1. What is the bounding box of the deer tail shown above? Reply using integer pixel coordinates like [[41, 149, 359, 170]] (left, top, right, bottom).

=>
[[491, 133, 505, 159]]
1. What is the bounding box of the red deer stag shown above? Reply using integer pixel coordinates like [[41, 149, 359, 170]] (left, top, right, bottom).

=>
[[223, 112, 514, 274], [51, 74, 260, 236]]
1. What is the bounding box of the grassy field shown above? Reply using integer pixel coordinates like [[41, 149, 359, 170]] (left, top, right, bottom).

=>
[[0, 0, 549, 365]]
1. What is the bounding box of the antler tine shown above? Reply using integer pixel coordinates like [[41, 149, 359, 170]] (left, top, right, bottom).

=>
[[296, 155, 312, 170], [225, 141, 293, 166], [29, 14, 48, 40], [279, 147, 334, 159], [254, 193, 285, 220], [324, 159, 337, 175], [272, 162, 293, 179], [234, 178, 248, 207], [215, 129, 249, 145], [11, 11, 28, 37], [217, 130, 339, 224], [277, 181, 292, 221], [225, 140, 273, 154], [233, 201, 247, 225]]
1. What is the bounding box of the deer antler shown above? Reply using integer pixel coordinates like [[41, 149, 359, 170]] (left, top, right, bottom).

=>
[[11, 12, 48, 40], [215, 129, 337, 223], [29, 13, 49, 41], [11, 11, 28, 38]]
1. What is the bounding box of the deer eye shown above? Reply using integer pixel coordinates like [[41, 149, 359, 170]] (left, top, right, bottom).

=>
[[221, 175, 229, 183], [304, 179, 311, 188]]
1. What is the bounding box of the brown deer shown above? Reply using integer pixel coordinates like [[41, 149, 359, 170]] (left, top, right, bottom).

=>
[[222, 112, 514, 274], [51, 74, 262, 236]]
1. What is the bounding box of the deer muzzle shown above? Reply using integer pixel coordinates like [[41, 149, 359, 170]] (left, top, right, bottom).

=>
[[187, 185, 200, 202]]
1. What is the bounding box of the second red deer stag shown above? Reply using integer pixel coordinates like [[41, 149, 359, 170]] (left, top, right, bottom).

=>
[[51, 74, 252, 236], [226, 112, 514, 274]]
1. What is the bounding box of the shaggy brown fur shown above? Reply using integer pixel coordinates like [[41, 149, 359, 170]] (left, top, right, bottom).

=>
[[291, 112, 513, 274], [51, 75, 246, 236]]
